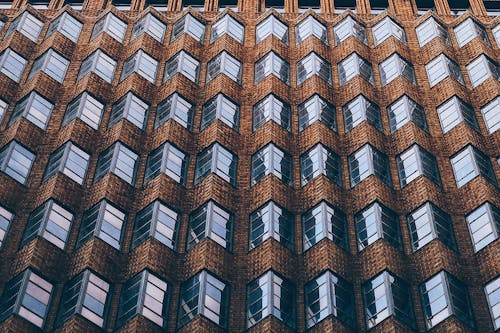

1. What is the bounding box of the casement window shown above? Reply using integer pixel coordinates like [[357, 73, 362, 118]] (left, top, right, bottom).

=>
[[63, 92, 104, 130], [415, 17, 449, 46], [466, 202, 499, 252], [301, 144, 342, 187], [28, 49, 69, 83], [297, 52, 331, 85], [144, 142, 188, 185], [187, 200, 233, 250], [249, 201, 294, 250], [255, 51, 289, 84], [46, 12, 82, 42], [171, 14, 205, 42], [295, 16, 327, 44], [163, 51, 200, 83], [91, 12, 127, 43], [298, 94, 336, 132], [338, 52, 373, 85], [437, 96, 478, 133], [121, 50, 158, 84], [253, 94, 291, 131], [333, 16, 367, 45], [372, 16, 406, 46], [387, 95, 427, 132], [0, 206, 12, 249], [5, 11, 43, 42], [0, 48, 27, 82], [481, 97, 500, 134], [454, 18, 488, 47], [343, 95, 382, 132], [256, 15, 288, 44], [0, 141, 35, 184], [206, 51, 242, 83], [155, 93, 194, 130], [379, 53, 416, 86], [201, 93, 239, 130], [108, 92, 149, 130], [348, 144, 392, 187], [450, 145, 497, 188], [251, 143, 292, 186], [43, 141, 90, 185], [94, 142, 138, 185], [194, 142, 237, 185], [77, 49, 117, 83], [131, 13, 166, 43], [485, 277, 500, 330], [210, 14, 244, 43], [396, 144, 441, 187], [9, 91, 54, 130], [466, 55, 499, 88], [425, 54, 463, 87], [302, 201, 348, 251]]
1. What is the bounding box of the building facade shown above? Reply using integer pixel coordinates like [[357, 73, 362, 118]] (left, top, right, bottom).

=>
[[0, 0, 498, 332]]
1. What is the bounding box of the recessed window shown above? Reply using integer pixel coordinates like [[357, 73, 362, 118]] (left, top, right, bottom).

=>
[[369, 0, 388, 13], [298, 94, 336, 132], [21, 199, 73, 249], [295, 16, 327, 44], [338, 52, 373, 85], [407, 202, 456, 251], [255, 51, 289, 84], [0, 206, 13, 249], [454, 18, 488, 47], [178, 270, 229, 328], [144, 142, 188, 185], [182, 0, 204, 10], [265, 0, 284, 12], [131, 13, 166, 43], [77, 200, 126, 250], [201, 93, 239, 130], [415, 0, 434, 14], [77, 49, 117, 83], [94, 142, 138, 185], [112, 0, 132, 10], [121, 50, 158, 84], [485, 0, 500, 16], [155, 93, 194, 130], [5, 11, 43, 42], [211, 14, 244, 43], [301, 143, 342, 187], [466, 202, 499, 252], [348, 144, 392, 187], [187, 200, 233, 250], [302, 201, 348, 251], [396, 144, 441, 187], [450, 145, 497, 188], [0, 141, 35, 184], [387, 95, 427, 132], [305, 271, 355, 328], [379, 53, 416, 86], [46, 12, 82, 43], [298, 0, 320, 12], [0, 269, 53, 328], [415, 17, 448, 46], [448, 0, 469, 15], [481, 97, 500, 134], [420, 271, 474, 329], [64, 0, 84, 9], [251, 143, 292, 186], [333, 16, 366, 45], [218, 0, 238, 11], [109, 92, 149, 130], [297, 52, 331, 85], [9, 91, 54, 130], [194, 142, 237, 185], [91, 12, 127, 43], [62, 92, 104, 130], [372, 17, 406, 46], [132, 200, 180, 250], [0, 48, 27, 83], [343, 95, 382, 132], [247, 270, 295, 328], [171, 14, 205, 42], [206, 51, 242, 83], [253, 94, 291, 132], [117, 270, 169, 328], [28, 48, 69, 83], [425, 54, 463, 87], [57, 270, 110, 328], [256, 15, 288, 44], [466, 55, 499, 88], [355, 201, 401, 251], [249, 200, 294, 250], [485, 277, 500, 330], [164, 51, 200, 83], [363, 271, 414, 329], [437, 96, 478, 133], [43, 141, 90, 185], [333, 0, 356, 13]]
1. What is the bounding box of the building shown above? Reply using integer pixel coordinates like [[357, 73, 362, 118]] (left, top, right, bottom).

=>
[[0, 0, 498, 332]]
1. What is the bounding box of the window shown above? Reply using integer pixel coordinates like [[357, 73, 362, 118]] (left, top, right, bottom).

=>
[[0, 98, 6, 123], [163, 51, 200, 83], [338, 53, 373, 85], [305, 271, 355, 328], [21, 199, 73, 249], [485, 277, 500, 330], [249, 201, 294, 250], [466, 55, 499, 88], [387, 95, 427, 132], [420, 271, 474, 329], [62, 92, 104, 130], [132, 200, 180, 250], [187, 200, 233, 250], [201, 93, 239, 130], [493, 24, 500, 46], [298, 94, 336, 132], [297, 0, 320, 12], [247, 270, 295, 328], [415, 0, 435, 14], [302, 201, 348, 251], [206, 51, 242, 83], [251, 143, 292, 186], [171, 14, 205, 42], [28, 49, 69, 83], [5, 11, 43, 42], [466, 202, 499, 252], [0, 206, 13, 249], [396, 144, 441, 187], [46, 12, 83, 43], [481, 97, 500, 134], [372, 17, 406, 46], [64, 0, 84, 9], [108, 92, 149, 130], [301, 144, 342, 187], [454, 18, 488, 48], [363, 271, 414, 329], [42, 141, 90, 185], [437, 96, 478, 133], [379, 53, 416, 86], [77, 49, 117, 83], [144, 142, 188, 185], [355, 202, 401, 251], [194, 142, 237, 185], [485, 0, 500, 16], [450, 145, 497, 188], [407, 202, 456, 251], [120, 50, 158, 84], [265, 0, 284, 11], [131, 13, 166, 43], [218, 0, 238, 11], [333, 0, 356, 13], [415, 17, 449, 47], [91, 12, 127, 43], [348, 144, 392, 187], [255, 15, 288, 44], [370, 0, 388, 13], [295, 16, 327, 44], [178, 270, 229, 328], [117, 270, 169, 327], [0, 48, 27, 83], [253, 94, 291, 132], [343, 95, 382, 132], [425, 54, 463, 87], [333, 16, 367, 45], [0, 141, 35, 184], [57, 270, 110, 328], [182, 0, 204, 11], [255, 51, 289, 84], [297, 52, 331, 85], [155, 93, 194, 130], [211, 14, 244, 43], [94, 142, 138, 185], [76, 200, 126, 250], [0, 269, 53, 328], [9, 91, 53, 130]]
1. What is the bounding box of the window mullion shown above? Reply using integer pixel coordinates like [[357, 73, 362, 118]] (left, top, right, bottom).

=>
[[137, 271, 148, 313]]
